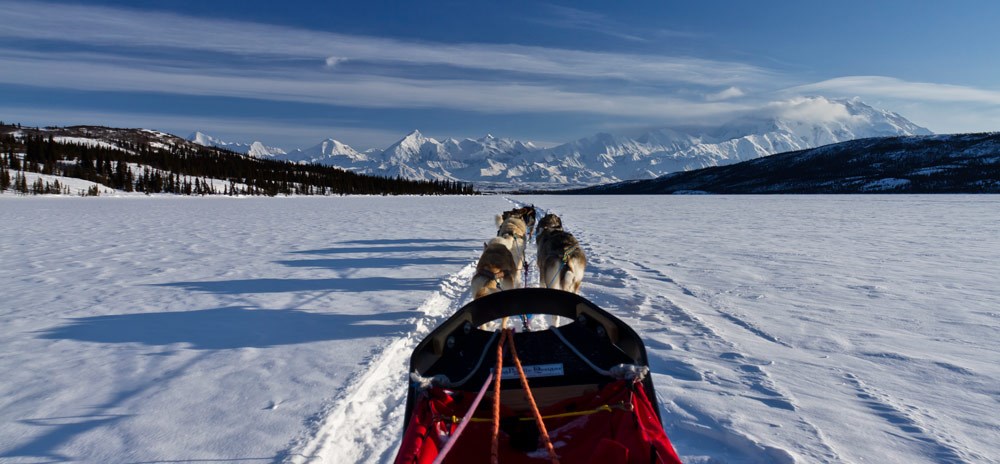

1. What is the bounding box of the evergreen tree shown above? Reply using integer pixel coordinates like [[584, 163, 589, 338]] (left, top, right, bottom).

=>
[[17, 171, 28, 194], [0, 166, 9, 193]]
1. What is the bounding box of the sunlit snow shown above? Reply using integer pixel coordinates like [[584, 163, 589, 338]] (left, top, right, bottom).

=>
[[1, 195, 996, 463]]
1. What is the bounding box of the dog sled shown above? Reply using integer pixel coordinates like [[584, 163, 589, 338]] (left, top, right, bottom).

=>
[[394, 288, 682, 464]]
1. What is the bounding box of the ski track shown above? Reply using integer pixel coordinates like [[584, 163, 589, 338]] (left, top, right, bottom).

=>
[[841, 372, 980, 464], [574, 228, 842, 463], [283, 263, 476, 464], [285, 198, 528, 463]]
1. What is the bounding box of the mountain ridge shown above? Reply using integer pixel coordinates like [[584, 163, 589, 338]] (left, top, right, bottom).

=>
[[570, 132, 1000, 194], [188, 97, 932, 189]]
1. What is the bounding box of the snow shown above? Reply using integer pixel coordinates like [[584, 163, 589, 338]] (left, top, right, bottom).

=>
[[1, 195, 998, 464], [52, 136, 121, 151], [189, 132, 287, 158], [12, 171, 121, 196]]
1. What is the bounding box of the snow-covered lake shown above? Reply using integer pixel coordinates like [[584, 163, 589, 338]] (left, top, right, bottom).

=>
[[1, 195, 997, 463]]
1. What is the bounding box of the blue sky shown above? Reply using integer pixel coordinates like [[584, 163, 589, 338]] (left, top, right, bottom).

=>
[[2, 0, 998, 150]]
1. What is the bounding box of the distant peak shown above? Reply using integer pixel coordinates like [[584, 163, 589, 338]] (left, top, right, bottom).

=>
[[188, 131, 218, 146]]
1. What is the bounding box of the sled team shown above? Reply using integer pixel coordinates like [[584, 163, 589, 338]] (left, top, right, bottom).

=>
[[471, 205, 587, 301]]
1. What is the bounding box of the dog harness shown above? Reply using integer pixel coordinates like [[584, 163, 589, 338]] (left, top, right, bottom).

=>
[[475, 269, 505, 290]]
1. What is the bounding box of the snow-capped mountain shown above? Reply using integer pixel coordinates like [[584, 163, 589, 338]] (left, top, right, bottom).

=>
[[517, 97, 932, 186], [188, 132, 286, 158], [281, 138, 370, 170], [579, 132, 1000, 194], [374, 130, 540, 181], [190, 97, 932, 189]]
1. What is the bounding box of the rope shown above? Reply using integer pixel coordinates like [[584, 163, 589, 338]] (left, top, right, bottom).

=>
[[549, 326, 611, 377], [549, 327, 651, 382], [491, 329, 506, 464], [545, 261, 565, 289], [503, 329, 561, 463], [411, 330, 501, 390], [431, 371, 495, 464], [441, 402, 633, 424]]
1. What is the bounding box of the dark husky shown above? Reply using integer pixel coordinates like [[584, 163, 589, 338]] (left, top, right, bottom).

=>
[[534, 213, 586, 294], [501, 205, 537, 234]]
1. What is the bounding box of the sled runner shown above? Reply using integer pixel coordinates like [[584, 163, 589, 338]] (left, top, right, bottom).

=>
[[395, 288, 682, 464]]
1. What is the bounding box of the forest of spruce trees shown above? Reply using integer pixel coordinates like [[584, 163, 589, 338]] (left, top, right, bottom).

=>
[[0, 123, 476, 196]]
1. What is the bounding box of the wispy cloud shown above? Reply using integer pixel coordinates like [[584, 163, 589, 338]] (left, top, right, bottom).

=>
[[0, 0, 771, 88], [0, 51, 754, 122], [785, 76, 1000, 133], [705, 86, 745, 102], [4, 1, 996, 140], [788, 76, 1000, 104], [530, 4, 700, 42], [529, 4, 648, 43]]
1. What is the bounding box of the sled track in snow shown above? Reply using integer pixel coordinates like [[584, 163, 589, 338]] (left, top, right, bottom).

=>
[[283, 263, 476, 464]]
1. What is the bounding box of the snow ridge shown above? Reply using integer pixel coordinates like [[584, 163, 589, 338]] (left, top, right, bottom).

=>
[[283, 263, 477, 464]]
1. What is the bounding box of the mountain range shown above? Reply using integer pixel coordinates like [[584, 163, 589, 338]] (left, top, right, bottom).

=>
[[190, 97, 933, 189], [572, 132, 1000, 194]]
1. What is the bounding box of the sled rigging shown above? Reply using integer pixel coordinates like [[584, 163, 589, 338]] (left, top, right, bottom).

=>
[[395, 288, 682, 464]]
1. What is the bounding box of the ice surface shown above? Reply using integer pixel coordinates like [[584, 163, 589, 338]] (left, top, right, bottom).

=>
[[1, 195, 997, 463]]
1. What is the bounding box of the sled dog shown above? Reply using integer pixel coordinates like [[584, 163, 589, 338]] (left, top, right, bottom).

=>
[[534, 213, 563, 240], [501, 205, 537, 234], [495, 215, 527, 241], [494, 215, 528, 275], [471, 239, 519, 300], [535, 214, 586, 294]]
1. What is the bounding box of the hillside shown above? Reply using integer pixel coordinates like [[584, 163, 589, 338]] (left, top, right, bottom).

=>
[[574, 133, 1000, 194], [0, 124, 474, 196]]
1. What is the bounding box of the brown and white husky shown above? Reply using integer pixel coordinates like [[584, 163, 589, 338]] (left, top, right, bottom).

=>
[[470, 238, 519, 300]]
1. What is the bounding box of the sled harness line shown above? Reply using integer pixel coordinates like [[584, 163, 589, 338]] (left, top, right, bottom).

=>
[[439, 401, 633, 424], [492, 328, 560, 464], [431, 371, 495, 464], [545, 246, 579, 289], [551, 326, 650, 382]]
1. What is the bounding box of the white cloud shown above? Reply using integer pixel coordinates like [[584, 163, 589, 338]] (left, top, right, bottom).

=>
[[761, 96, 863, 124], [324, 57, 347, 68], [705, 86, 745, 101], [0, 0, 773, 87], [0, 53, 753, 121], [784, 76, 1000, 133], [789, 76, 1000, 104]]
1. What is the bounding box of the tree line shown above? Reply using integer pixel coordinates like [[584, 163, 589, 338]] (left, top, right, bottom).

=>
[[1, 124, 477, 196]]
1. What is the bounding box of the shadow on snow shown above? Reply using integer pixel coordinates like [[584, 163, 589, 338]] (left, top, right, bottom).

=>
[[335, 238, 474, 245], [289, 244, 474, 255], [153, 276, 441, 294], [37, 306, 414, 350], [274, 256, 469, 269]]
